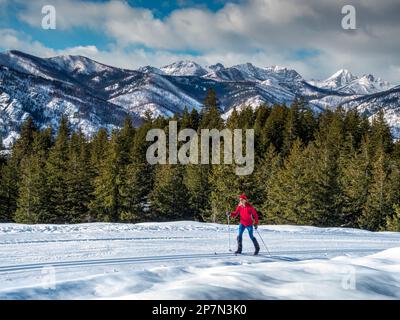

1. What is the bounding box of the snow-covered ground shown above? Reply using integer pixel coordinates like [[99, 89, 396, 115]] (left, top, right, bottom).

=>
[[0, 222, 399, 300]]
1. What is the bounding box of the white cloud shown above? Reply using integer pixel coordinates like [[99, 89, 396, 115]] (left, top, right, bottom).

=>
[[1, 0, 399, 82], [0, 29, 56, 57]]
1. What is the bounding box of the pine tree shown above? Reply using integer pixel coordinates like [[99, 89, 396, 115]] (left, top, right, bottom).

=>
[[65, 131, 93, 223], [385, 205, 400, 232], [255, 145, 281, 221], [266, 139, 311, 224], [282, 98, 316, 156], [226, 107, 240, 130], [203, 88, 220, 112], [2, 117, 39, 220], [119, 162, 148, 222], [238, 105, 255, 129], [200, 88, 224, 129], [14, 155, 46, 224], [130, 119, 156, 213], [150, 164, 188, 220], [89, 128, 109, 183], [183, 164, 211, 221], [282, 99, 302, 156], [11, 117, 37, 162], [189, 108, 200, 131], [253, 104, 271, 157], [339, 138, 371, 227], [44, 116, 71, 223], [181, 107, 191, 129], [0, 160, 15, 222], [14, 126, 52, 224], [262, 104, 288, 153], [370, 110, 393, 154], [90, 131, 120, 222], [305, 109, 345, 226], [208, 163, 241, 223], [359, 146, 390, 230], [118, 116, 135, 165], [343, 109, 365, 150]]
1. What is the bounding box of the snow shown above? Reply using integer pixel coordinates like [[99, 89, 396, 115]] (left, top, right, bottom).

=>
[[0, 221, 399, 300], [47, 55, 113, 76], [314, 69, 358, 90], [1, 50, 400, 147], [309, 69, 393, 95], [161, 61, 208, 77]]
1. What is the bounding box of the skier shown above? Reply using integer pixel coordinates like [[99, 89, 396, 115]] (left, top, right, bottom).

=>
[[227, 193, 260, 255]]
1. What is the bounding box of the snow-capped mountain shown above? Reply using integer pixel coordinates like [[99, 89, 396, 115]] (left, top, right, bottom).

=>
[[0, 64, 133, 147], [309, 69, 393, 95], [0, 50, 399, 147], [310, 69, 358, 90], [160, 61, 208, 77], [338, 74, 392, 95], [136, 65, 165, 75]]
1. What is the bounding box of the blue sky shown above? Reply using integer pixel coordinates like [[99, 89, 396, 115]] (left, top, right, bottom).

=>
[[0, 0, 399, 82], [1, 0, 238, 50]]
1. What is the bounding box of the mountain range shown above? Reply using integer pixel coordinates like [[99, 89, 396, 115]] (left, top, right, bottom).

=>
[[0, 50, 399, 147]]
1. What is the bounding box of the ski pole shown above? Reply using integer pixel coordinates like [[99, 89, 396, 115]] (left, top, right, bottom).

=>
[[256, 228, 271, 257], [227, 212, 232, 252]]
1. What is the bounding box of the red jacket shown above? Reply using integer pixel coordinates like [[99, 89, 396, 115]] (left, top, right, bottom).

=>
[[231, 203, 259, 227]]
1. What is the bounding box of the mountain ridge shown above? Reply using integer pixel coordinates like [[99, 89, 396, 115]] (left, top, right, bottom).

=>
[[0, 50, 399, 147]]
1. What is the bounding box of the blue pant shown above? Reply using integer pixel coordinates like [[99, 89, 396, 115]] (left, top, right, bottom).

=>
[[238, 224, 255, 241]]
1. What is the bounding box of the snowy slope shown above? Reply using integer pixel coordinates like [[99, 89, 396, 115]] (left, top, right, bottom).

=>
[[0, 65, 133, 147], [339, 74, 392, 95], [0, 221, 399, 300], [309, 69, 393, 95], [161, 61, 208, 77], [310, 69, 358, 90]]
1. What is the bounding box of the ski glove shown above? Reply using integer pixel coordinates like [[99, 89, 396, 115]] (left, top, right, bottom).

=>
[[226, 211, 231, 218], [254, 224, 258, 230]]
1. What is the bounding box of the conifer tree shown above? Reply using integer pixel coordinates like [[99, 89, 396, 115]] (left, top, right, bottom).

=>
[[90, 131, 120, 222], [183, 164, 211, 221], [14, 155, 46, 224], [253, 104, 271, 157], [370, 110, 393, 154], [3, 117, 39, 220], [200, 88, 224, 129], [208, 163, 241, 223], [359, 146, 391, 230], [306, 142, 341, 226], [0, 161, 15, 222], [14, 127, 52, 224], [385, 205, 400, 231], [262, 104, 288, 152], [339, 137, 371, 227], [119, 162, 148, 222], [150, 164, 188, 219], [189, 108, 200, 131], [255, 145, 281, 220], [44, 116, 71, 223], [181, 107, 191, 129], [282, 98, 316, 156], [266, 139, 311, 224], [226, 107, 240, 130], [65, 131, 93, 223]]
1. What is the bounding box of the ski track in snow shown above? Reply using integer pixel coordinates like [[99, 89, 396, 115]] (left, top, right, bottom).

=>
[[0, 221, 399, 300]]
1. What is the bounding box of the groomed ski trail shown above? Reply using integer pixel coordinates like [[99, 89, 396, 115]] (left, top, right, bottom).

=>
[[0, 248, 381, 274]]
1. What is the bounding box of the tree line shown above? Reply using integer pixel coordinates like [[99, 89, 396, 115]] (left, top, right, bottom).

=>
[[0, 89, 400, 231]]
